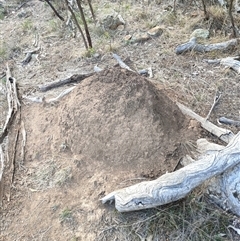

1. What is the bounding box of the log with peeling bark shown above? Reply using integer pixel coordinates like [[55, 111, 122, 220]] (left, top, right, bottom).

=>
[[101, 132, 240, 212], [38, 73, 94, 92], [175, 37, 238, 55]]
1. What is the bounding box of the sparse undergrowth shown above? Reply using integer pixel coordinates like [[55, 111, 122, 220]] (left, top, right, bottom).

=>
[[99, 190, 235, 241], [31, 160, 72, 190]]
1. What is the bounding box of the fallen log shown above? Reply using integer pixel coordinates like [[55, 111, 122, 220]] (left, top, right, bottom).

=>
[[101, 132, 240, 212], [175, 37, 238, 55]]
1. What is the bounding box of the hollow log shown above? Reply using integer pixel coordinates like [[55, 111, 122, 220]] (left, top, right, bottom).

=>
[[101, 132, 240, 212]]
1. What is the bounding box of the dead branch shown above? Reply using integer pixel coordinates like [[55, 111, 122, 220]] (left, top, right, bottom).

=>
[[47, 86, 76, 102], [177, 102, 234, 143], [175, 37, 238, 55], [20, 121, 26, 168], [11, 130, 19, 184], [101, 132, 240, 212], [0, 64, 20, 144], [218, 117, 240, 127], [205, 56, 240, 74], [205, 92, 221, 121], [38, 73, 94, 92], [21, 47, 41, 66], [113, 54, 135, 72]]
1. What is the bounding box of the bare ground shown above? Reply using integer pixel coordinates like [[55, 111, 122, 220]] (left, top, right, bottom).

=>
[[0, 1, 240, 240]]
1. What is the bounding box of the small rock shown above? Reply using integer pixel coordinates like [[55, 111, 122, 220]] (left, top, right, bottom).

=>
[[93, 53, 100, 58], [147, 26, 163, 37], [124, 34, 132, 41], [102, 13, 125, 30], [130, 32, 150, 43], [190, 28, 209, 40]]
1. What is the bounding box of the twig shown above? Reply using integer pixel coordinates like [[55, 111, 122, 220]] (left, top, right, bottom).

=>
[[47, 86, 76, 103], [20, 121, 26, 168], [11, 130, 19, 184], [205, 92, 221, 121], [21, 47, 41, 66], [112, 54, 135, 72]]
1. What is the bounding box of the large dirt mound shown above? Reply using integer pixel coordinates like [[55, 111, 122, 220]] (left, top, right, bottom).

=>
[[2, 67, 200, 240], [25, 67, 192, 176]]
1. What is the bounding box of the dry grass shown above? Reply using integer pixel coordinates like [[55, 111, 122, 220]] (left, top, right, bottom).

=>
[[31, 160, 72, 190], [98, 190, 235, 241]]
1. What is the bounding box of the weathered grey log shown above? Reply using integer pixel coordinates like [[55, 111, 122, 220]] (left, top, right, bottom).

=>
[[38, 73, 94, 92], [175, 37, 238, 55], [177, 102, 234, 143], [220, 56, 240, 74], [219, 116, 240, 127], [101, 132, 240, 212]]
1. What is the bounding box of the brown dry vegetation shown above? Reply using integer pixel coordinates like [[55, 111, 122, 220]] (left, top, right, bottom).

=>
[[1, 0, 240, 240]]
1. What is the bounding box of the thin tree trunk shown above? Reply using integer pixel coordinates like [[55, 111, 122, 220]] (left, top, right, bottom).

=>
[[229, 0, 237, 38], [87, 0, 96, 23], [76, 0, 93, 48], [64, 0, 88, 49], [44, 0, 64, 21], [201, 0, 209, 20]]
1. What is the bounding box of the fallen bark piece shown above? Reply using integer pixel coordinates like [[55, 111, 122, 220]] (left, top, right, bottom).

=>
[[101, 132, 240, 212], [219, 116, 240, 127], [175, 37, 238, 55], [38, 73, 94, 92], [177, 102, 234, 143]]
